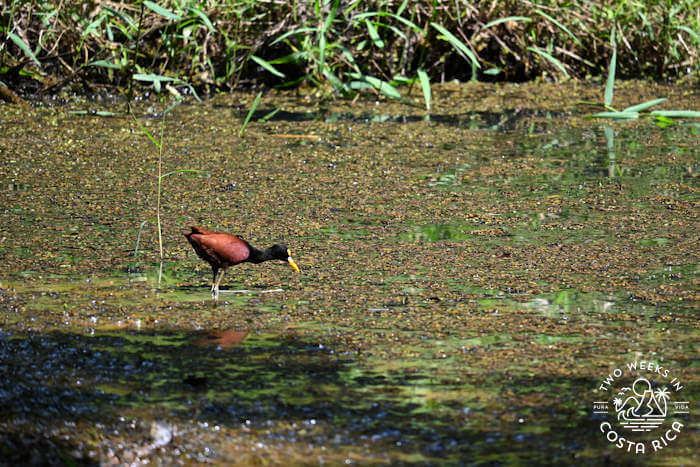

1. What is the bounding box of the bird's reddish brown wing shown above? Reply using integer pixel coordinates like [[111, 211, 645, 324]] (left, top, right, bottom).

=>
[[195, 233, 251, 265], [190, 226, 219, 236]]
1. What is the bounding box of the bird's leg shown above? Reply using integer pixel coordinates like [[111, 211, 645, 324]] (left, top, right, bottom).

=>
[[211, 267, 219, 294], [212, 269, 226, 300]]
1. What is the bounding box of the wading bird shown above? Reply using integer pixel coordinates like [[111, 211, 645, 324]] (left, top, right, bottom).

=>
[[184, 226, 300, 299]]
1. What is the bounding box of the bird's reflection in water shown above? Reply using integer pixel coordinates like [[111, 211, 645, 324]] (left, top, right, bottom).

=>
[[196, 329, 249, 348]]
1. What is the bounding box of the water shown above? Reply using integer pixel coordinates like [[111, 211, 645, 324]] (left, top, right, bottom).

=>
[[0, 83, 697, 464]]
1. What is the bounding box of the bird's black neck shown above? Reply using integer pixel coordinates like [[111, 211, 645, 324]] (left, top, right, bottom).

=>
[[248, 246, 273, 264]]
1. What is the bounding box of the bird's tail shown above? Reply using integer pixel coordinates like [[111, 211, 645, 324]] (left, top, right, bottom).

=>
[[185, 226, 217, 237]]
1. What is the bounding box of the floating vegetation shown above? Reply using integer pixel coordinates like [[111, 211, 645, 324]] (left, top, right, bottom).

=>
[[0, 83, 697, 463]]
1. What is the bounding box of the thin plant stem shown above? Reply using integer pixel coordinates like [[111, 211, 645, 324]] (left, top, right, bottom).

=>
[[130, 102, 200, 286], [127, 2, 145, 112], [157, 111, 165, 263]]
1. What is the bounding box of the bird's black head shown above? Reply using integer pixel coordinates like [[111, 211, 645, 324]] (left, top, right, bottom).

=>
[[267, 244, 300, 272], [268, 244, 289, 260]]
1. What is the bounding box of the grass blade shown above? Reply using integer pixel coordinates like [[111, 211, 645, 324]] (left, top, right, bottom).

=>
[[259, 108, 281, 122], [396, 0, 408, 15], [250, 55, 286, 78], [88, 60, 122, 69], [131, 114, 161, 148], [189, 7, 214, 31], [9, 32, 41, 66], [270, 27, 318, 46], [338, 45, 361, 73], [239, 91, 262, 138], [480, 16, 532, 30], [134, 73, 175, 93], [353, 12, 425, 34], [82, 14, 106, 38], [349, 81, 373, 91], [383, 24, 408, 41], [133, 74, 200, 101], [102, 6, 136, 30], [590, 111, 639, 120], [534, 9, 580, 45], [604, 26, 617, 107], [365, 20, 385, 49], [318, 32, 327, 78], [676, 26, 699, 43], [323, 68, 351, 95], [144, 1, 182, 21], [653, 115, 675, 128], [623, 98, 666, 112], [133, 73, 175, 82], [527, 47, 568, 77], [417, 69, 431, 111], [430, 23, 480, 70], [348, 73, 402, 100], [650, 110, 700, 118], [317, 0, 338, 78]]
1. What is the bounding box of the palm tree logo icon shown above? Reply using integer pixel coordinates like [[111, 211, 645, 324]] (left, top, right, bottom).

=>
[[613, 377, 670, 432]]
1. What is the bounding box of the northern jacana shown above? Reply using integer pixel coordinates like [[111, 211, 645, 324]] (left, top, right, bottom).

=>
[[184, 226, 300, 299]]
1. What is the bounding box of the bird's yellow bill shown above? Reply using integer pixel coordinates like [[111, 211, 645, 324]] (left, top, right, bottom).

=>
[[287, 251, 300, 273]]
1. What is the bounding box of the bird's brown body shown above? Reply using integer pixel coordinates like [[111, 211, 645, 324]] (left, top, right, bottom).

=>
[[185, 226, 251, 268], [184, 226, 300, 299]]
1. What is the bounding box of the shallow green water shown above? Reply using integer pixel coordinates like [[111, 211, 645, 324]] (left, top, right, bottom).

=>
[[0, 83, 698, 464]]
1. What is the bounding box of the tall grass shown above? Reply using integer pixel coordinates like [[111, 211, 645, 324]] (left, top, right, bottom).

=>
[[130, 104, 171, 264], [1, 1, 697, 102], [585, 25, 700, 126], [238, 91, 261, 137], [130, 101, 204, 280]]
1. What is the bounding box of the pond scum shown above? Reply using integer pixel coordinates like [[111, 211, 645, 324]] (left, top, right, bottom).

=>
[[0, 80, 698, 463]]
